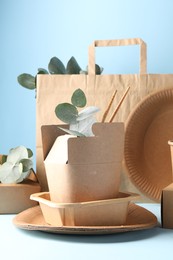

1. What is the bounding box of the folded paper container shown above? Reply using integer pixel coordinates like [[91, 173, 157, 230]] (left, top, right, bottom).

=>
[[36, 122, 133, 226], [168, 141, 173, 172], [30, 191, 139, 226], [161, 183, 173, 229], [161, 141, 173, 229], [41, 122, 124, 203]]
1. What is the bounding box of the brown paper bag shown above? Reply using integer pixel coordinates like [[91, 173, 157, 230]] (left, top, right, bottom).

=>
[[36, 38, 173, 192]]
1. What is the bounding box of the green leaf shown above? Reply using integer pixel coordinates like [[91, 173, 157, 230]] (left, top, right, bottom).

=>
[[7, 146, 28, 164], [37, 68, 49, 74], [20, 159, 33, 172], [70, 116, 96, 136], [71, 88, 87, 108], [58, 127, 85, 137], [17, 73, 36, 89], [95, 64, 103, 75], [1, 155, 7, 164], [48, 56, 66, 74], [0, 162, 23, 184], [0, 146, 33, 183], [77, 106, 100, 121], [79, 70, 87, 74], [85, 64, 104, 75], [66, 56, 81, 74], [55, 103, 78, 124], [27, 148, 33, 158]]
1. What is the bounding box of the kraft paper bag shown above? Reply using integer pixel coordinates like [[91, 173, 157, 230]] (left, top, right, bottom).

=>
[[36, 38, 173, 193]]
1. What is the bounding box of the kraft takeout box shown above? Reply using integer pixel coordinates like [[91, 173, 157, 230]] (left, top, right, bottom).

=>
[[41, 122, 124, 203], [161, 182, 173, 229]]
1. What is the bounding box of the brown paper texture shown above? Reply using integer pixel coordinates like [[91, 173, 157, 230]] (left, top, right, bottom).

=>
[[0, 177, 41, 214], [30, 191, 139, 226], [36, 38, 173, 198], [42, 123, 124, 203], [161, 183, 173, 229]]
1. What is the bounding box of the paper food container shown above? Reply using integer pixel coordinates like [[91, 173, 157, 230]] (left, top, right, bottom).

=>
[[161, 142, 173, 229], [161, 182, 173, 229], [168, 141, 173, 173], [42, 122, 124, 203], [30, 191, 139, 226], [0, 169, 41, 214]]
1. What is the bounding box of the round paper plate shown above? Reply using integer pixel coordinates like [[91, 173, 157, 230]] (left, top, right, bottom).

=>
[[13, 203, 157, 235], [124, 88, 173, 201]]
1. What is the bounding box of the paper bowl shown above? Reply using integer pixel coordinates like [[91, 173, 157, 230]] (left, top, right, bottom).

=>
[[124, 88, 173, 201], [30, 191, 139, 226]]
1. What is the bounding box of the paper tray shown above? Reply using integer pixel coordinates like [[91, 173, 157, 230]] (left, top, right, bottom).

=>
[[30, 191, 139, 226]]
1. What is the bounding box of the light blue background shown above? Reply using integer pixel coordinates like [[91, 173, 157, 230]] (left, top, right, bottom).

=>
[[1, 0, 173, 165]]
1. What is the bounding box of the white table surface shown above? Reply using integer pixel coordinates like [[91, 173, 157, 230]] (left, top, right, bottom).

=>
[[1, 203, 173, 260]]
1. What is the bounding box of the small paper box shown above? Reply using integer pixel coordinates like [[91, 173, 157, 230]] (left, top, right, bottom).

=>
[[41, 122, 124, 203], [0, 169, 41, 214], [161, 182, 173, 229]]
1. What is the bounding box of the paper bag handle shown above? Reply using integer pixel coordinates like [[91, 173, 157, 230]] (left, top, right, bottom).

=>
[[88, 38, 147, 75]]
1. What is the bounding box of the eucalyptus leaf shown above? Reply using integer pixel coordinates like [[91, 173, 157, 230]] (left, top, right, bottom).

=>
[[16, 170, 30, 183], [13, 163, 23, 181], [7, 146, 28, 164], [20, 158, 33, 172], [1, 155, 7, 164], [85, 64, 104, 75], [58, 127, 85, 137], [70, 116, 96, 136], [77, 106, 100, 121], [66, 56, 81, 74], [17, 73, 36, 89], [37, 68, 49, 74], [71, 88, 86, 108], [80, 117, 97, 136], [95, 64, 104, 75], [0, 146, 33, 183], [55, 88, 100, 137], [48, 56, 66, 74], [55, 103, 78, 124], [79, 70, 87, 74], [0, 162, 23, 184], [27, 148, 33, 158]]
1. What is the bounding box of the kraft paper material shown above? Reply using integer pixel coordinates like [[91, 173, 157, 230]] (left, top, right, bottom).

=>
[[36, 38, 173, 201]]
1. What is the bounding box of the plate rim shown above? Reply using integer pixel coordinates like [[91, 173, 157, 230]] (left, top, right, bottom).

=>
[[124, 88, 173, 201], [13, 203, 158, 235]]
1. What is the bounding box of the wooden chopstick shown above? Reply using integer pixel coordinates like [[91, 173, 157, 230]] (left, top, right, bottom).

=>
[[101, 90, 117, 122], [108, 86, 130, 123]]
